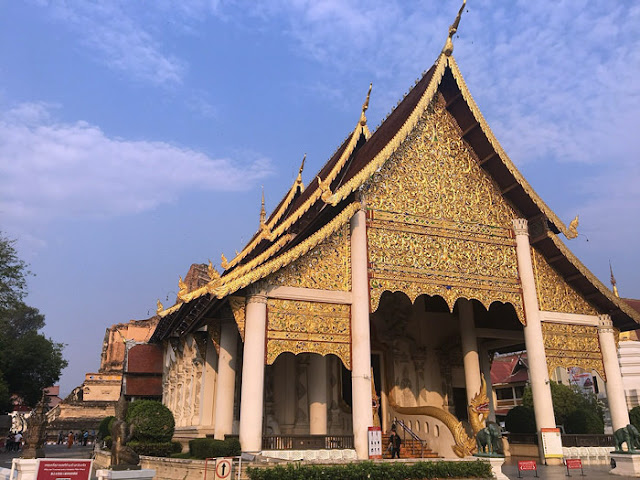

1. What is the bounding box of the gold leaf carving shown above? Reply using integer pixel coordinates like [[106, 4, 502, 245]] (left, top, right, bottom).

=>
[[229, 296, 245, 341], [541, 322, 604, 379], [363, 94, 523, 321], [266, 299, 351, 369], [532, 249, 598, 315], [269, 224, 351, 291]]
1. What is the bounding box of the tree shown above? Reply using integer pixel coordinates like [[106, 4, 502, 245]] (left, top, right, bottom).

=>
[[0, 232, 68, 412], [522, 380, 604, 432]]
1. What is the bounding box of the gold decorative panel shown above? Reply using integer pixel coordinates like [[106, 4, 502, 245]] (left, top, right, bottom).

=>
[[363, 94, 523, 321], [532, 249, 598, 315], [266, 298, 351, 369], [228, 296, 245, 341], [269, 224, 350, 291], [541, 322, 604, 379]]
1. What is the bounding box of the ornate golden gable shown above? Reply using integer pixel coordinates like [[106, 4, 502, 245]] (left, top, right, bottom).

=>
[[267, 223, 351, 291], [531, 249, 598, 315], [364, 94, 523, 320]]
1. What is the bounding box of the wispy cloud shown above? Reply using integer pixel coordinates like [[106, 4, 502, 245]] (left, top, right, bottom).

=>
[[0, 102, 272, 231], [44, 2, 186, 87]]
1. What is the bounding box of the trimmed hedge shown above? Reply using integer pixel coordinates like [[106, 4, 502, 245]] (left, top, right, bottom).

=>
[[565, 408, 604, 434], [128, 441, 183, 457], [505, 405, 536, 433], [189, 438, 241, 459], [246, 461, 492, 480], [98, 416, 115, 440], [630, 406, 640, 432], [126, 400, 175, 443]]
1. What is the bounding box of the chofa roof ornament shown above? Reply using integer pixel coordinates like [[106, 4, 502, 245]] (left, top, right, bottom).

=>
[[442, 0, 467, 57]]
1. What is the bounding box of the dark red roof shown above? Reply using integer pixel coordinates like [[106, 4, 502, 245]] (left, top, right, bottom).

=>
[[491, 353, 529, 385]]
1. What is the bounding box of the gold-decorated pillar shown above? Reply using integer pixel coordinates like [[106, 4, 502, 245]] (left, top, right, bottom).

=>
[[513, 218, 558, 461], [598, 314, 629, 431], [308, 354, 328, 435], [350, 208, 373, 459], [459, 298, 482, 405], [239, 289, 267, 452], [214, 318, 239, 439]]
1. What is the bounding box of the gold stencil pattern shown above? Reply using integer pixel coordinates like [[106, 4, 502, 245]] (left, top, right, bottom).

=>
[[269, 224, 351, 291], [532, 249, 598, 315], [228, 296, 246, 341], [541, 322, 605, 379], [363, 94, 523, 320], [266, 298, 351, 369]]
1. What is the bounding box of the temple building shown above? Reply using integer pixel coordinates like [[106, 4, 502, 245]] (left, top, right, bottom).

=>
[[150, 8, 640, 464]]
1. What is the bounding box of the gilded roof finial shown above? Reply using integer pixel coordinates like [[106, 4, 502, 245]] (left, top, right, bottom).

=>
[[260, 187, 266, 226], [178, 275, 187, 292], [567, 215, 579, 239], [295, 154, 306, 186], [156, 299, 164, 314], [221, 253, 228, 269], [610, 260, 619, 298], [359, 83, 373, 126], [207, 259, 220, 280], [442, 0, 466, 57]]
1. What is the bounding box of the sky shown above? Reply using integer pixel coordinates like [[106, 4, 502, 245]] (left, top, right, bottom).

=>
[[1, 0, 639, 397]]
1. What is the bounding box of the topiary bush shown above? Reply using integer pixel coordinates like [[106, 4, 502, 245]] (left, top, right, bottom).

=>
[[189, 438, 241, 459], [565, 408, 605, 434], [505, 405, 536, 433], [98, 415, 115, 440], [630, 406, 640, 432], [246, 460, 492, 480], [126, 400, 175, 443], [128, 441, 182, 457]]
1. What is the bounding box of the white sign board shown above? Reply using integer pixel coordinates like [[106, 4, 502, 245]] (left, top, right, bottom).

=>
[[368, 426, 382, 459], [214, 458, 233, 480], [540, 428, 563, 460]]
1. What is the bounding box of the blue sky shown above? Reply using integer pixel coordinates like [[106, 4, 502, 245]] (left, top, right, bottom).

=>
[[1, 1, 639, 396]]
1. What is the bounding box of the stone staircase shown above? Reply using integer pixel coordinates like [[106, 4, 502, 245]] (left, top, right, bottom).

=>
[[382, 434, 440, 459]]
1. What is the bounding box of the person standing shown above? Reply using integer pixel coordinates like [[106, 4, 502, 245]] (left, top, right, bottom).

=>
[[13, 432, 22, 452], [67, 431, 74, 449], [388, 424, 402, 459]]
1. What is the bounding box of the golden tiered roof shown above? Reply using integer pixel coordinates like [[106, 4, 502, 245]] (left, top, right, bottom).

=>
[[151, 9, 640, 341]]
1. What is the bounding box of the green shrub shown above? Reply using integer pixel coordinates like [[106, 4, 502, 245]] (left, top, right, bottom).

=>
[[103, 435, 113, 449], [170, 452, 192, 459], [172, 441, 183, 453], [189, 438, 241, 459], [98, 416, 115, 439], [126, 400, 175, 443], [128, 441, 179, 457], [246, 460, 492, 480], [630, 406, 640, 432], [566, 408, 605, 434], [505, 405, 536, 433]]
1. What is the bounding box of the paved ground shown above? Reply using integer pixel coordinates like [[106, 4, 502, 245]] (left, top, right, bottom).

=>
[[502, 457, 613, 479], [0, 443, 94, 469]]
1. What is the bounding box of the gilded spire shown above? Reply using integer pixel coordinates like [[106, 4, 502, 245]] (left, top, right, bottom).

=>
[[260, 187, 266, 226], [610, 261, 619, 298], [359, 83, 373, 126], [442, 0, 467, 57], [295, 154, 306, 187]]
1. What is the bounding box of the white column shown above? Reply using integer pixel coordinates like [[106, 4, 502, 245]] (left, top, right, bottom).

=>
[[308, 355, 328, 435], [480, 345, 497, 423], [239, 290, 267, 452], [350, 208, 373, 459], [214, 319, 239, 439], [200, 333, 218, 428], [459, 298, 482, 405], [599, 314, 630, 431], [513, 219, 558, 463]]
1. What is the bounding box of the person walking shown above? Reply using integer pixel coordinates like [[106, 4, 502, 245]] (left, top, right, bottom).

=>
[[388, 424, 402, 459]]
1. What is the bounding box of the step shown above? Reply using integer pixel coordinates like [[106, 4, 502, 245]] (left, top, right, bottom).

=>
[[382, 434, 440, 459]]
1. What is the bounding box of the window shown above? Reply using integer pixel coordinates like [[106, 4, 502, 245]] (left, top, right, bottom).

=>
[[513, 386, 525, 399], [496, 387, 514, 400]]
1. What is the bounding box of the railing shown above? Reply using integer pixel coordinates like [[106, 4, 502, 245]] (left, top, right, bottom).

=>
[[505, 433, 614, 448], [262, 435, 354, 450], [394, 419, 427, 458]]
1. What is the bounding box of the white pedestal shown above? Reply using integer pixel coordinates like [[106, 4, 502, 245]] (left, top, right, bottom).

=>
[[480, 457, 508, 480], [96, 469, 156, 480], [610, 453, 640, 477], [11, 459, 37, 480]]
